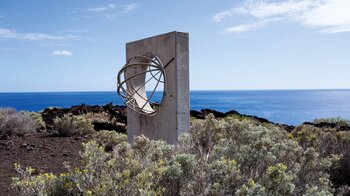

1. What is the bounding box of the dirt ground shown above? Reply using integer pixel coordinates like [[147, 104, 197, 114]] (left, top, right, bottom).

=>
[[0, 132, 89, 196]]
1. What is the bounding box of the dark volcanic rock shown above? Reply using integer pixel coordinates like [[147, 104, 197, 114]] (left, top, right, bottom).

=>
[[42, 103, 295, 133], [103, 104, 127, 125], [190, 110, 205, 119], [41, 108, 70, 129], [200, 109, 227, 118], [303, 121, 350, 131], [41, 103, 127, 132], [92, 122, 126, 134]]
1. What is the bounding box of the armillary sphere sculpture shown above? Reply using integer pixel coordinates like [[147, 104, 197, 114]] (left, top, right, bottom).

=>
[[117, 52, 174, 116], [118, 32, 189, 144]]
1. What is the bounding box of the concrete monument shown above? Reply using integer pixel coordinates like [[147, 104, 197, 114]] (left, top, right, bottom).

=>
[[117, 31, 189, 144]]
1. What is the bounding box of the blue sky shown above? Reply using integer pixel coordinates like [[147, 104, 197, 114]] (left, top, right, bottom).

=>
[[0, 0, 349, 92]]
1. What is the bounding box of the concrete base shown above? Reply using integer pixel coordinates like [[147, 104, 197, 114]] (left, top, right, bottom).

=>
[[125, 31, 189, 144]]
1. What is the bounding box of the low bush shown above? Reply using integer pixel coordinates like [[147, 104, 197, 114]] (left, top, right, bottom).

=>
[[78, 112, 126, 132], [291, 122, 350, 190], [0, 108, 37, 137], [79, 112, 111, 124], [25, 111, 46, 130], [13, 114, 344, 195], [53, 115, 94, 137], [92, 130, 127, 152]]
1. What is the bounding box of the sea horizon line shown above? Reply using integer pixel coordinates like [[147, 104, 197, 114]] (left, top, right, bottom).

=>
[[0, 88, 350, 94]]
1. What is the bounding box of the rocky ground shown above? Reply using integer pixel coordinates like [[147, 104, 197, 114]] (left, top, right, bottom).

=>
[[0, 132, 90, 195]]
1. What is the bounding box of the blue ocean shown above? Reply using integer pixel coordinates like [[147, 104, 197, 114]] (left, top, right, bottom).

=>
[[0, 90, 349, 125]]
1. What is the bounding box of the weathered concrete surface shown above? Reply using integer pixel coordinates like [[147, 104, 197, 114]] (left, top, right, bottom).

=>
[[126, 31, 190, 144]]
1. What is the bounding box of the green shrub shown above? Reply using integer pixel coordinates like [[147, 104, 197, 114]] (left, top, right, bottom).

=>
[[0, 108, 37, 137], [14, 114, 343, 195], [292, 122, 350, 191], [235, 179, 266, 195], [53, 115, 94, 137], [26, 111, 46, 130], [337, 131, 350, 144], [181, 115, 337, 195], [92, 130, 127, 151], [80, 112, 111, 124]]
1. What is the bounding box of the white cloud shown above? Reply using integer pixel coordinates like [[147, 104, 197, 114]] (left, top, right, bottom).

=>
[[104, 4, 138, 21], [108, 4, 115, 8], [51, 50, 72, 56], [214, 0, 350, 33], [0, 27, 82, 41], [225, 22, 265, 33], [59, 29, 87, 34], [122, 4, 137, 13], [86, 3, 116, 13], [83, 3, 137, 21], [0, 28, 17, 38], [225, 18, 282, 34], [234, 0, 319, 18], [299, 0, 350, 32], [41, 43, 72, 48], [322, 26, 350, 33], [86, 7, 108, 13], [213, 10, 234, 22]]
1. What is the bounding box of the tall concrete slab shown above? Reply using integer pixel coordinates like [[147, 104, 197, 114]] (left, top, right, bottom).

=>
[[125, 31, 189, 144]]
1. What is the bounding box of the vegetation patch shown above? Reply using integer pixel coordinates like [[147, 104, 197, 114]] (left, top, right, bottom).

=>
[[12, 114, 350, 195], [0, 108, 37, 138], [52, 115, 94, 137]]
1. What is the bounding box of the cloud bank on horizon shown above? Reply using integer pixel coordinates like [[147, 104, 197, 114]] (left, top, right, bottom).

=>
[[214, 0, 350, 34]]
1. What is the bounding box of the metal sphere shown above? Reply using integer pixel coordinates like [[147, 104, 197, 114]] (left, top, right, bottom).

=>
[[117, 53, 166, 116]]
